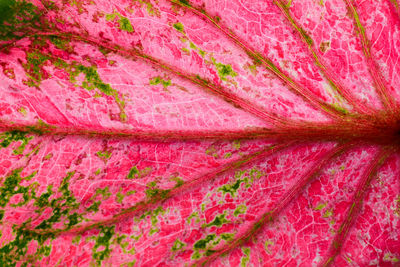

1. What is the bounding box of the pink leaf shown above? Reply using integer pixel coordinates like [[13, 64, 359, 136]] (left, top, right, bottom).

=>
[[0, 0, 399, 266]]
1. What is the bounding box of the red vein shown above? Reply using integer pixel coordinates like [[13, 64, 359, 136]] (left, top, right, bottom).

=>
[[321, 147, 393, 266], [344, 0, 397, 114], [1, 115, 397, 144], [194, 141, 355, 266], [169, 0, 348, 120], [273, 0, 371, 115], [26, 142, 294, 236]]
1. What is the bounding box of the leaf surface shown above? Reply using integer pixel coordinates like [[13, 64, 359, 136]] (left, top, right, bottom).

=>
[[0, 0, 399, 266]]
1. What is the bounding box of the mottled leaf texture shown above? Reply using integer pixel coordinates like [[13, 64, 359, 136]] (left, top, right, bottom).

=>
[[0, 0, 400, 266]]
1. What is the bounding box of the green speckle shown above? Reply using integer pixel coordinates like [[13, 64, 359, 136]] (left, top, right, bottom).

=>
[[96, 150, 112, 161], [224, 152, 232, 159], [215, 63, 237, 81], [92, 226, 115, 264], [0, 131, 32, 156], [64, 62, 126, 122], [171, 176, 184, 188], [323, 208, 333, 218], [314, 202, 326, 211], [0, 169, 37, 208], [233, 205, 247, 216], [383, 252, 399, 263], [23, 51, 51, 87], [240, 247, 250, 267], [171, 239, 186, 251], [221, 233, 234, 241], [264, 240, 273, 254], [203, 213, 229, 228], [193, 234, 215, 250], [18, 107, 27, 116], [173, 22, 184, 33], [0, 0, 41, 41], [145, 181, 170, 201], [127, 166, 139, 179], [43, 153, 53, 160], [149, 76, 171, 88], [187, 212, 199, 224], [35, 171, 82, 229], [106, 12, 134, 32], [118, 16, 134, 32], [116, 192, 125, 203], [26, 119, 55, 135], [219, 178, 243, 197], [49, 36, 70, 50]]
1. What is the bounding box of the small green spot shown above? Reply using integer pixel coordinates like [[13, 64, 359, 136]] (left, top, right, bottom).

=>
[[219, 178, 243, 197], [314, 202, 326, 211], [92, 226, 115, 264], [171, 239, 186, 251], [264, 240, 273, 254], [149, 76, 171, 88], [106, 12, 134, 32], [171, 176, 184, 188], [193, 234, 215, 250], [96, 150, 112, 161], [118, 16, 134, 32], [116, 192, 125, 203], [187, 212, 199, 224], [145, 181, 170, 201], [224, 152, 232, 159], [221, 233, 234, 241], [173, 22, 184, 33], [323, 208, 333, 218], [233, 205, 247, 216], [240, 247, 250, 267], [203, 213, 229, 228], [215, 63, 237, 81], [72, 235, 81, 244], [127, 166, 139, 179]]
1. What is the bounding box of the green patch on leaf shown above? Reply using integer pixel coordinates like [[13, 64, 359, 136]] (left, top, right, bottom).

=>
[[233, 204, 247, 216], [23, 51, 51, 87], [0, 168, 37, 208], [106, 12, 134, 32], [240, 247, 250, 267], [149, 76, 172, 88], [193, 234, 215, 250], [173, 22, 184, 33], [145, 181, 170, 202], [314, 202, 327, 211], [202, 213, 229, 228], [0, 130, 33, 155], [0, 0, 42, 41], [219, 178, 243, 198], [92, 226, 115, 264], [264, 240, 274, 254], [215, 62, 237, 81], [127, 166, 139, 179], [171, 239, 186, 251], [96, 150, 112, 162]]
